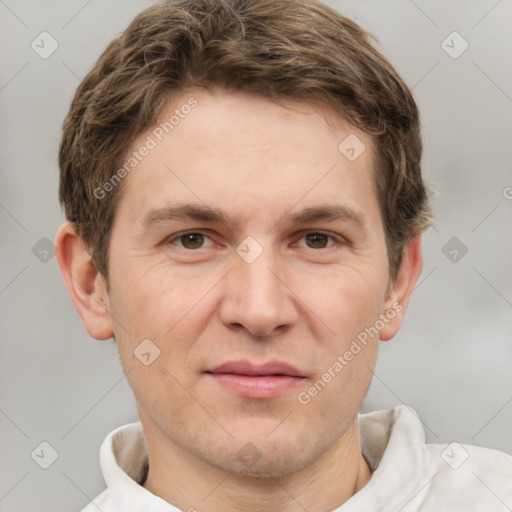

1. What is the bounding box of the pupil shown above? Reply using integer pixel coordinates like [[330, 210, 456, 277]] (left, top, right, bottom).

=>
[[182, 233, 204, 249], [306, 233, 327, 248]]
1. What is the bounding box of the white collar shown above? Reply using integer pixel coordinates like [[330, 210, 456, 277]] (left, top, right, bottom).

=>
[[99, 405, 431, 511]]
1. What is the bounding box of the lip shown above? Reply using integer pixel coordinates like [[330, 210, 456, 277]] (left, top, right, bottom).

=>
[[206, 360, 304, 377], [204, 360, 306, 399]]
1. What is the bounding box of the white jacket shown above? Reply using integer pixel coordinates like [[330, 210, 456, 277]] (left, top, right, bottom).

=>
[[80, 406, 512, 511]]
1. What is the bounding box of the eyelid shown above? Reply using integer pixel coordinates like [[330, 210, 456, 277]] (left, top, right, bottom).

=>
[[164, 229, 346, 249], [166, 230, 216, 248], [292, 230, 346, 248]]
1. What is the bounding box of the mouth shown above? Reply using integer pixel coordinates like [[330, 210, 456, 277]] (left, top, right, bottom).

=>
[[204, 360, 307, 399]]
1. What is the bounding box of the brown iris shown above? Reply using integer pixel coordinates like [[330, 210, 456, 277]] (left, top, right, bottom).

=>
[[305, 233, 329, 248], [180, 233, 205, 249]]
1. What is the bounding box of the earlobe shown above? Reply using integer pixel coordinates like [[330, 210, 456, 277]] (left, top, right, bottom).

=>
[[55, 222, 114, 341], [379, 235, 423, 342]]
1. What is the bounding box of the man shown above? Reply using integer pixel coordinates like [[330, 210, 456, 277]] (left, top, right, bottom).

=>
[[55, 0, 512, 510]]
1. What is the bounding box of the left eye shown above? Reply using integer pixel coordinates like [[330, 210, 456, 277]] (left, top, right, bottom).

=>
[[297, 232, 337, 249]]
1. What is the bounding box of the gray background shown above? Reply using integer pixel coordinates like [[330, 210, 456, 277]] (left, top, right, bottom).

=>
[[1, 0, 511, 510]]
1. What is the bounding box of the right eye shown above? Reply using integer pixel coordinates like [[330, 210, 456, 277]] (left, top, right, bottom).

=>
[[167, 231, 215, 250]]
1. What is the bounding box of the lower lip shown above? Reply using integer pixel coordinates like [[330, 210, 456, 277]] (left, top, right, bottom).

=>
[[206, 373, 305, 399]]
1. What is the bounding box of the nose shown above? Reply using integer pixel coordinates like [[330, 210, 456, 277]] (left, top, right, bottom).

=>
[[219, 243, 299, 337]]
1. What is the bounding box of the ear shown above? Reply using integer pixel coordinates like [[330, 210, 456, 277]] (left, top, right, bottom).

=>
[[379, 234, 423, 341], [55, 221, 114, 340]]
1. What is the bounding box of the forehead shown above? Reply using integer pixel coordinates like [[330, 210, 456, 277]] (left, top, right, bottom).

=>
[[114, 88, 381, 231]]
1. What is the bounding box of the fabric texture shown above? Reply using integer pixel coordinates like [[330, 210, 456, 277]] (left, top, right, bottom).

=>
[[79, 406, 512, 511]]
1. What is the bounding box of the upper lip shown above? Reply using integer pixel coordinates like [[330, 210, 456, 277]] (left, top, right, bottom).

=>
[[205, 360, 305, 377]]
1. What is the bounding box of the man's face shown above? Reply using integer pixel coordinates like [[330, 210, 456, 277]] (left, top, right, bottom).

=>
[[106, 88, 393, 477]]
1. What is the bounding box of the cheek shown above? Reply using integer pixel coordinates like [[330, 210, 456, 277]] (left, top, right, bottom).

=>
[[107, 261, 215, 376], [316, 267, 385, 402], [304, 264, 388, 342], [301, 276, 382, 414], [108, 277, 202, 419], [109, 257, 186, 332]]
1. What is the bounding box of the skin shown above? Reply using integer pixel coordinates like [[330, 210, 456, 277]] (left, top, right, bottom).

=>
[[56, 88, 423, 512]]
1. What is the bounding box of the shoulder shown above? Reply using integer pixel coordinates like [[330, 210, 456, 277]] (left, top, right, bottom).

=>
[[421, 441, 512, 509], [426, 440, 512, 479], [358, 406, 512, 511]]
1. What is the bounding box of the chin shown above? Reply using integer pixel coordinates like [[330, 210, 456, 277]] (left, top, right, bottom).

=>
[[203, 435, 324, 479], [217, 450, 308, 479], [231, 464, 300, 479]]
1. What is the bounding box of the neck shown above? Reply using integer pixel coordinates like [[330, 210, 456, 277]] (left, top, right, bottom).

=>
[[140, 413, 372, 512]]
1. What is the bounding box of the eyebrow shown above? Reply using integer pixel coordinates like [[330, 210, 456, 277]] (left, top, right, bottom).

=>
[[140, 203, 366, 231], [288, 205, 365, 227], [141, 204, 231, 229]]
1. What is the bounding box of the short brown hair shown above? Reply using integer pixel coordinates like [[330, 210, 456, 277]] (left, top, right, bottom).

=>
[[59, 0, 433, 283]]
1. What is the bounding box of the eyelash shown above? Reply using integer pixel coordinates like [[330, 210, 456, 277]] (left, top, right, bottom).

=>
[[166, 230, 343, 250]]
